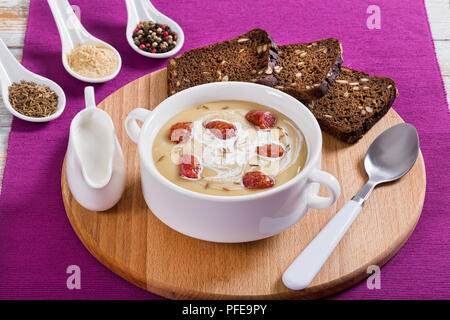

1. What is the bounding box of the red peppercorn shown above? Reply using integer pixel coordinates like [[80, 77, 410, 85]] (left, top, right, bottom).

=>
[[173, 34, 178, 41], [163, 31, 168, 37], [140, 39, 145, 44], [134, 28, 139, 33], [162, 24, 167, 30], [145, 43, 151, 47], [139, 44, 145, 50], [151, 48, 157, 53]]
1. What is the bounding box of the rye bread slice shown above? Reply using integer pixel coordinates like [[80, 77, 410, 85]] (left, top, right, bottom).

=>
[[274, 38, 343, 100], [305, 67, 398, 143], [167, 29, 278, 96]]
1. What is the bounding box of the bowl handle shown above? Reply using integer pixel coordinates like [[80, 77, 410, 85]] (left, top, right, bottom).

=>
[[125, 108, 151, 144], [307, 169, 341, 209]]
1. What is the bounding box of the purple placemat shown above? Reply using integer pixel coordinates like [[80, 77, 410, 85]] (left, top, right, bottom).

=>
[[0, 0, 449, 299]]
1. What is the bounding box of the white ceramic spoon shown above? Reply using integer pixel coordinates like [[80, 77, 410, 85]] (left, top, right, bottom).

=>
[[125, 0, 184, 58], [47, 0, 122, 83], [0, 38, 66, 122]]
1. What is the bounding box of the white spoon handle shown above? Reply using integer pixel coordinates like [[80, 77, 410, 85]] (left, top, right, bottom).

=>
[[0, 39, 12, 84], [126, 0, 163, 22], [282, 200, 362, 290], [84, 86, 96, 109], [0, 38, 24, 85], [48, 0, 86, 49]]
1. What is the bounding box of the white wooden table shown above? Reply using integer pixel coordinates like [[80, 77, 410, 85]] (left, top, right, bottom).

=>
[[0, 0, 449, 194]]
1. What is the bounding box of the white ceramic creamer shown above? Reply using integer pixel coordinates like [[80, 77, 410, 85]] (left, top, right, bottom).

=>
[[66, 87, 126, 211]]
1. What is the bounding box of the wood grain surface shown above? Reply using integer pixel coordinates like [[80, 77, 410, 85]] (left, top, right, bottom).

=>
[[0, 0, 449, 194], [61, 68, 426, 299]]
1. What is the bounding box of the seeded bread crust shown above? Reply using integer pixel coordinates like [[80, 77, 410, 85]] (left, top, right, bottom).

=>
[[167, 29, 278, 96], [274, 38, 343, 100], [305, 67, 398, 143]]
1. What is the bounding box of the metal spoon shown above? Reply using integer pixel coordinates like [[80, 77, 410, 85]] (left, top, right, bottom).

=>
[[282, 123, 420, 290], [0, 38, 66, 123], [48, 0, 122, 83], [125, 0, 184, 59]]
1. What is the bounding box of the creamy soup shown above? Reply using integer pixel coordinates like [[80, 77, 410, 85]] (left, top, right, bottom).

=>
[[152, 101, 307, 196]]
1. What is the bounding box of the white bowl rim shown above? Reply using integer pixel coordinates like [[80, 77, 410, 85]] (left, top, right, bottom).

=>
[[137, 81, 323, 202]]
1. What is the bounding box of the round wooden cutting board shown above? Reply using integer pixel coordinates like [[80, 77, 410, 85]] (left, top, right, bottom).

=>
[[61, 68, 426, 299]]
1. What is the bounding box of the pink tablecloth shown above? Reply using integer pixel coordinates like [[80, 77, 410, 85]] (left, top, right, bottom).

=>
[[0, 0, 449, 299]]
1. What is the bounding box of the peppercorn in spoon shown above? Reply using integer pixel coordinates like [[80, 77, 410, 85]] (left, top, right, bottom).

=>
[[0, 38, 66, 123], [125, 0, 184, 59], [48, 0, 122, 83]]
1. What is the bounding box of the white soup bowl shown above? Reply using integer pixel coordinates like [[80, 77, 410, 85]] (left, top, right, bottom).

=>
[[125, 82, 340, 243]]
